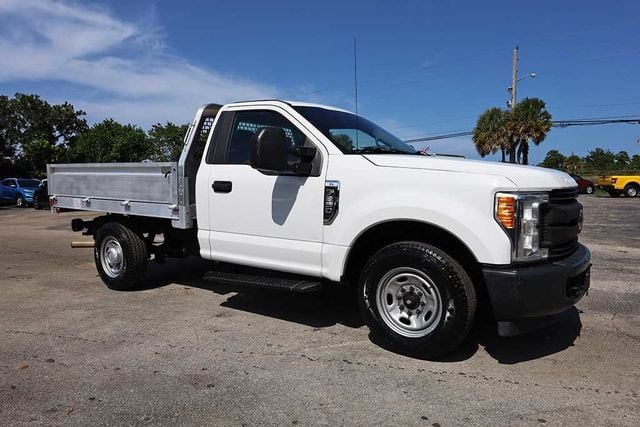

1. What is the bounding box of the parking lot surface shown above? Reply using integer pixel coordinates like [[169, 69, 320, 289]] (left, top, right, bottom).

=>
[[1, 195, 639, 426]]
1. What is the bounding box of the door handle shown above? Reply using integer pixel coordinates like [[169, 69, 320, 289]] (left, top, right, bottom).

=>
[[212, 181, 232, 193]]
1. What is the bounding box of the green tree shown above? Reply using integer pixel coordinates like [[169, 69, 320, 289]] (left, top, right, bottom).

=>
[[564, 154, 583, 174], [0, 93, 87, 176], [69, 119, 151, 163], [615, 150, 630, 169], [147, 122, 189, 162], [584, 148, 615, 173], [509, 98, 552, 165], [0, 95, 15, 159], [7, 93, 87, 149], [22, 139, 66, 178], [630, 154, 640, 171], [472, 107, 510, 162], [539, 149, 566, 170]]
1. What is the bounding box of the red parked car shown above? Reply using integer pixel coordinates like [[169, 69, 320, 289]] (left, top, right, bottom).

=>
[[570, 173, 595, 194]]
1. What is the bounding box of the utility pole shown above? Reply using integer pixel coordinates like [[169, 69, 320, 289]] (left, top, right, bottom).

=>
[[507, 46, 519, 163], [510, 46, 518, 111]]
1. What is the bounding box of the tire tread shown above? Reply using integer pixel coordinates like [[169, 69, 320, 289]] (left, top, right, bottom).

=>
[[94, 222, 148, 290], [359, 241, 476, 359]]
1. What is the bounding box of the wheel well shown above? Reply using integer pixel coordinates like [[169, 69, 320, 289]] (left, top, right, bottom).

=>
[[80, 214, 199, 257], [342, 220, 487, 303], [624, 181, 640, 188]]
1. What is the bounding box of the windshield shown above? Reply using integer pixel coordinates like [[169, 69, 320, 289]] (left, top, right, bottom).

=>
[[18, 179, 40, 188], [294, 106, 417, 155]]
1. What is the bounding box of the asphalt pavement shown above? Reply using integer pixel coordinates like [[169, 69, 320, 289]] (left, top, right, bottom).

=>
[[0, 195, 638, 425]]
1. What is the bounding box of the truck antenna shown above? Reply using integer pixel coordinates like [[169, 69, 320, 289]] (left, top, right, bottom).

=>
[[354, 36, 359, 149]]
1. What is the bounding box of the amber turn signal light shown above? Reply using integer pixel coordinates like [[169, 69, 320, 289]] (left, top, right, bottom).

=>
[[496, 196, 517, 229]]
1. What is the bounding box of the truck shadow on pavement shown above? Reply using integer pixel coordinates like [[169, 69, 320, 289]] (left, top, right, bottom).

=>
[[139, 256, 365, 329], [383, 308, 582, 364], [140, 257, 583, 364]]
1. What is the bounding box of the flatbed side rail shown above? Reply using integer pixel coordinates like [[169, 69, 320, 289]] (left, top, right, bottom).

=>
[[47, 162, 183, 223]]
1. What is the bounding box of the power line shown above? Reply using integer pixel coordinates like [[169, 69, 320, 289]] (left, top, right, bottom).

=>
[[404, 115, 640, 143], [405, 131, 473, 143], [551, 101, 640, 109]]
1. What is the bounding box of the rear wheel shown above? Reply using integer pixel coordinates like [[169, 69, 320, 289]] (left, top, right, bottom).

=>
[[358, 241, 476, 359], [94, 222, 148, 290], [624, 184, 639, 198], [586, 185, 594, 195]]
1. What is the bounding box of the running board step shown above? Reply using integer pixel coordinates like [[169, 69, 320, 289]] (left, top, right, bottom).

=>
[[203, 271, 324, 293]]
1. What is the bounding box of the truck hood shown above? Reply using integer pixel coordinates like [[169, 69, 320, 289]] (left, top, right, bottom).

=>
[[363, 154, 577, 190]]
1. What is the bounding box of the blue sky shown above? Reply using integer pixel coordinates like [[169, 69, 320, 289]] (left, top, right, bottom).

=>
[[1, 0, 639, 164]]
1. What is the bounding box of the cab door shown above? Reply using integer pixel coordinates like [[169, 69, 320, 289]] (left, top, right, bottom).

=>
[[200, 106, 327, 277]]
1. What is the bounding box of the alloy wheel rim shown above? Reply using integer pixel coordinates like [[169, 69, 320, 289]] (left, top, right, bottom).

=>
[[375, 267, 443, 338]]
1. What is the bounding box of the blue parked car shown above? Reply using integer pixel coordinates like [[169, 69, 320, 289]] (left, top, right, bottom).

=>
[[0, 178, 41, 207]]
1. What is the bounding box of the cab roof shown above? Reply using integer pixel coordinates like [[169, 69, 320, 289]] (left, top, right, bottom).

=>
[[223, 99, 353, 114]]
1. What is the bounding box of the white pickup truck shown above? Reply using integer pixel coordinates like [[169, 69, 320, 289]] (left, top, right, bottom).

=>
[[48, 100, 590, 358]]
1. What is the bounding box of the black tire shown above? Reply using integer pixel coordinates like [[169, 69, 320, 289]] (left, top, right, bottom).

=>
[[358, 241, 476, 359], [94, 222, 148, 291], [33, 194, 42, 209], [624, 183, 639, 198], [586, 185, 594, 195], [16, 196, 26, 208]]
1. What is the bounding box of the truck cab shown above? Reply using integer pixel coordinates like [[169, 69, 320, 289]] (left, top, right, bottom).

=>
[[53, 100, 591, 358]]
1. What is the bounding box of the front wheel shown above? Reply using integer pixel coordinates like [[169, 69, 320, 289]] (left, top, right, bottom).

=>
[[16, 196, 25, 208], [358, 241, 476, 359], [94, 222, 148, 290], [586, 185, 594, 195]]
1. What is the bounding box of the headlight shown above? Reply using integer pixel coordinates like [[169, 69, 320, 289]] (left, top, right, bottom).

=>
[[495, 192, 549, 262]]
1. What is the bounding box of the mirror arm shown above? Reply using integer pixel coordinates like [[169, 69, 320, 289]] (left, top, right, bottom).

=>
[[288, 162, 313, 176], [290, 146, 316, 161]]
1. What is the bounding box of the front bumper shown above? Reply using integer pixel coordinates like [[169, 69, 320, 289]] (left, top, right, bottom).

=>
[[482, 244, 591, 336]]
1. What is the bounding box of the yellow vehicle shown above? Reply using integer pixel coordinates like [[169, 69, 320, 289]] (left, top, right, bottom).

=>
[[596, 175, 640, 197]]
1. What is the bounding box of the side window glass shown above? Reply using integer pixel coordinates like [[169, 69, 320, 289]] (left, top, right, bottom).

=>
[[226, 110, 308, 165]]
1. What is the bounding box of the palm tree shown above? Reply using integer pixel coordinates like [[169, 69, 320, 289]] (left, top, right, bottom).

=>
[[472, 107, 510, 162], [509, 98, 552, 165]]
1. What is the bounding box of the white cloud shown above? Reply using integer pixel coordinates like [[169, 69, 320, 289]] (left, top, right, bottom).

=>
[[0, 0, 279, 126]]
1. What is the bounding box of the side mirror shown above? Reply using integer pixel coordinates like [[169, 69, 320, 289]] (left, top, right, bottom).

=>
[[250, 127, 288, 172], [250, 128, 317, 176]]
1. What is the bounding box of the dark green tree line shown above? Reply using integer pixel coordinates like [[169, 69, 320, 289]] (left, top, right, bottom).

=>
[[539, 148, 640, 175], [0, 93, 189, 178]]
